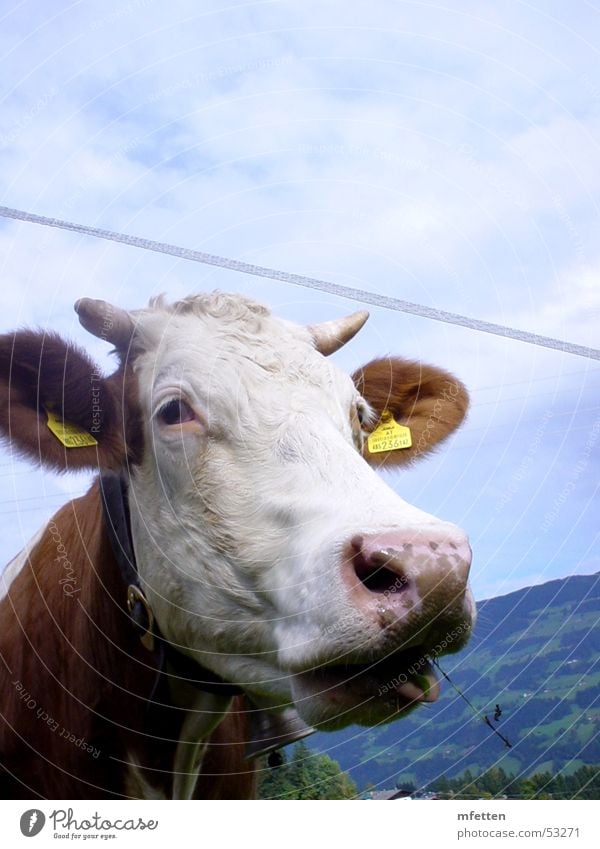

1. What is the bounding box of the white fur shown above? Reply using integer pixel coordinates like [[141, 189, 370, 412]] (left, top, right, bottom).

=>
[[125, 294, 473, 729]]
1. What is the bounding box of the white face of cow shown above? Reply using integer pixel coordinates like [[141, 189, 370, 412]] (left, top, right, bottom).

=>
[[117, 294, 475, 730]]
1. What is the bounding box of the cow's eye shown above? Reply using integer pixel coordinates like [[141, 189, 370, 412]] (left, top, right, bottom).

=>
[[351, 403, 368, 451], [357, 403, 370, 427], [158, 399, 195, 425]]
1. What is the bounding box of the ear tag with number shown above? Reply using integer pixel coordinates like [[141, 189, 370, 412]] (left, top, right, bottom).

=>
[[45, 408, 98, 448], [367, 409, 412, 454]]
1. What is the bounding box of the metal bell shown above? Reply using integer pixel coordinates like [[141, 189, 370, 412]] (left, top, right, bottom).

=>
[[244, 705, 315, 761]]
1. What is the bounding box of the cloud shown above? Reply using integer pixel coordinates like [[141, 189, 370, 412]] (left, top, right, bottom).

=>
[[0, 0, 598, 597]]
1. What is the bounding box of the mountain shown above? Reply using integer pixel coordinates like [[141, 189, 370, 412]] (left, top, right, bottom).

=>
[[310, 573, 600, 790]]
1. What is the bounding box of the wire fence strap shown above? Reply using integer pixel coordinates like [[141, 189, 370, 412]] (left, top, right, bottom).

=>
[[1, 204, 598, 361]]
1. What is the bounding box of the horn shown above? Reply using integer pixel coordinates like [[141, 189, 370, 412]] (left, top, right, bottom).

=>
[[244, 704, 315, 761], [308, 310, 369, 356], [75, 298, 135, 350]]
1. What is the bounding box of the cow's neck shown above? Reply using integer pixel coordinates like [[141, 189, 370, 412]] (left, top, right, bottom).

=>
[[0, 482, 241, 799], [97, 471, 243, 798], [91, 477, 242, 799]]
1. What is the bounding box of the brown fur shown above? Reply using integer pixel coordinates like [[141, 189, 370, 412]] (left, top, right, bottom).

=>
[[193, 703, 257, 799], [352, 357, 469, 466], [0, 483, 255, 799], [0, 331, 143, 472]]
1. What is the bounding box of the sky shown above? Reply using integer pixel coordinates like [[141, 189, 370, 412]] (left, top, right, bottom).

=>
[[0, 0, 598, 601]]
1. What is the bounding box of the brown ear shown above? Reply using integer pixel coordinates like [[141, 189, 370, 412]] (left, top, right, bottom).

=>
[[352, 357, 469, 466], [0, 330, 137, 472]]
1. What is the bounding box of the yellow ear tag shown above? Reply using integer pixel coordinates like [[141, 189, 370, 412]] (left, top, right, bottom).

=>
[[45, 408, 98, 448], [367, 409, 412, 454]]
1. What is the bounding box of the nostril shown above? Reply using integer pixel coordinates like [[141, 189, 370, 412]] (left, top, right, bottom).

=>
[[344, 529, 470, 616], [351, 544, 410, 596]]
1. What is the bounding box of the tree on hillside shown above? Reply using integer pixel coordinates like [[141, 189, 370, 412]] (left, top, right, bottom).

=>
[[430, 763, 600, 799], [395, 778, 416, 793], [258, 740, 357, 799], [478, 766, 509, 796]]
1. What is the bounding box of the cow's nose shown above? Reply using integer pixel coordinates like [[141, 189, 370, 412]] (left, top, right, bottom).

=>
[[344, 529, 472, 617]]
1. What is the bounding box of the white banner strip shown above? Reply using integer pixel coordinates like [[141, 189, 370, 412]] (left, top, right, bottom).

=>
[[0, 799, 597, 848]]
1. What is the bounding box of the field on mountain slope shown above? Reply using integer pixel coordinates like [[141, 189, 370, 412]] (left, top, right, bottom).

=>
[[312, 573, 600, 790]]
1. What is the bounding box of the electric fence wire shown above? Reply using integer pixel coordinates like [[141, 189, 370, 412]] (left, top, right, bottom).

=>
[[1, 205, 599, 362]]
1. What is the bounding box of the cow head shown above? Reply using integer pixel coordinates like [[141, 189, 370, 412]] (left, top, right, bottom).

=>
[[0, 293, 474, 730]]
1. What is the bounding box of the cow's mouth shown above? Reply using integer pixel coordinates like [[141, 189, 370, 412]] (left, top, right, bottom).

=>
[[289, 646, 440, 729]]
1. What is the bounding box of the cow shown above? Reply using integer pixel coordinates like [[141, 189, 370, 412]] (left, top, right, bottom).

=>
[[0, 292, 474, 799]]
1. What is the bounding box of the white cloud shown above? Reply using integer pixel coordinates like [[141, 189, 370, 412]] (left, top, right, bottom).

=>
[[0, 0, 598, 596]]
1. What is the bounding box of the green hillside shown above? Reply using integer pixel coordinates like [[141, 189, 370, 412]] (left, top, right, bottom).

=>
[[311, 573, 600, 790]]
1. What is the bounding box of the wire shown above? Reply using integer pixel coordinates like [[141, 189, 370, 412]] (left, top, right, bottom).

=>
[[431, 657, 513, 749], [1, 204, 599, 361]]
